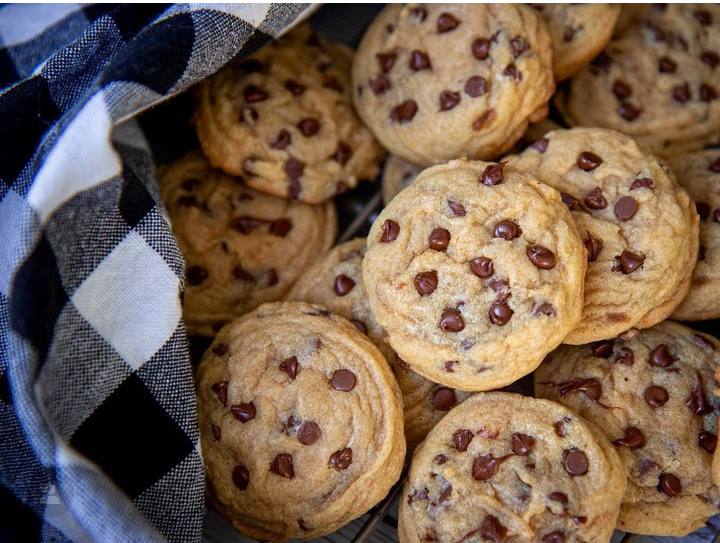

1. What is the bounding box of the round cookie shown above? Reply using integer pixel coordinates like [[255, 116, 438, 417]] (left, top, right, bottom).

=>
[[398, 392, 626, 543], [285, 238, 472, 444], [508, 128, 698, 345], [670, 149, 720, 321], [530, 3, 621, 81], [352, 3, 555, 166], [535, 322, 720, 536], [363, 158, 586, 392], [382, 154, 423, 205], [555, 4, 720, 158], [197, 301, 405, 539], [197, 24, 384, 204], [158, 151, 336, 336]]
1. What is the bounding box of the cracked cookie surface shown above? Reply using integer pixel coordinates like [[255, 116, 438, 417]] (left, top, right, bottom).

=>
[[363, 159, 586, 391], [197, 302, 405, 540], [535, 321, 720, 536], [398, 392, 626, 543], [509, 127, 698, 344]]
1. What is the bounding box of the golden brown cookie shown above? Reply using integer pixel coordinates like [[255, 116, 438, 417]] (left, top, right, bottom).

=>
[[556, 4, 720, 158], [536, 321, 720, 536], [398, 392, 626, 542], [363, 158, 586, 392], [509, 128, 698, 344], [670, 149, 720, 321], [197, 24, 384, 204], [158, 151, 336, 336], [381, 154, 423, 205], [352, 4, 555, 166], [285, 238, 471, 444], [197, 302, 405, 540], [530, 3, 621, 81]]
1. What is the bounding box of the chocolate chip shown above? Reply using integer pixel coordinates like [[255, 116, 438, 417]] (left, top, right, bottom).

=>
[[613, 80, 633, 99], [672, 82, 691, 103], [615, 348, 635, 365], [531, 138, 549, 153], [686, 372, 713, 416], [549, 491, 568, 504], [534, 302, 556, 317], [376, 52, 397, 73], [592, 340, 614, 358], [270, 218, 292, 237], [577, 152, 602, 171], [232, 466, 250, 490], [438, 484, 452, 503], [613, 196, 639, 221], [244, 84, 268, 103], [644, 385, 669, 407], [503, 63, 522, 81], [414, 270, 438, 296], [631, 177, 654, 190], [464, 75, 487, 97], [617, 250, 645, 274], [618, 103, 641, 121], [211, 424, 221, 441], [350, 320, 367, 335], [333, 274, 356, 296], [472, 38, 490, 60], [454, 429, 474, 451], [711, 158, 720, 173], [470, 257, 494, 278], [265, 268, 278, 286], [284, 79, 306, 96], [410, 50, 431, 71], [694, 10, 712, 25], [411, 7, 427, 21], [440, 308, 464, 332], [612, 426, 645, 448], [297, 421, 321, 445], [656, 57, 677, 74], [187, 265, 208, 286], [333, 142, 352, 165], [702, 51, 720, 68], [493, 219, 521, 240], [437, 13, 460, 33], [701, 84, 718, 102], [699, 431, 717, 453], [439, 90, 461, 111], [542, 532, 564, 543], [472, 454, 511, 480], [649, 344, 676, 367], [297, 519, 309, 532], [329, 447, 352, 470], [285, 157, 304, 180], [512, 433, 535, 455], [390, 100, 418, 123], [297, 118, 320, 137], [584, 232, 603, 262], [212, 343, 229, 356], [329, 369, 356, 392], [715, 208, 720, 222], [429, 228, 451, 251], [279, 356, 299, 379], [564, 26, 575, 43], [488, 301, 513, 326], [369, 75, 391, 95], [231, 216, 262, 234], [527, 245, 556, 269], [270, 129, 291, 150], [448, 200, 466, 216], [432, 387, 456, 410], [231, 402, 256, 423], [561, 193, 580, 210], [694, 334, 715, 350], [479, 515, 506, 542], [583, 187, 607, 209], [380, 219, 400, 242], [558, 378, 604, 405], [481, 162, 504, 185], [657, 473, 681, 496], [270, 453, 294, 478], [510, 36, 529, 58], [211, 381, 228, 406], [563, 449, 588, 476], [472, 109, 496, 130]]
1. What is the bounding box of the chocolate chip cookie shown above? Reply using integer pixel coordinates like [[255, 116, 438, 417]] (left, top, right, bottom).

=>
[[352, 4, 555, 166], [555, 4, 720, 158], [363, 158, 586, 392], [381, 154, 423, 205], [670, 149, 720, 321], [285, 238, 471, 444], [530, 3, 621, 81], [535, 321, 720, 536], [509, 128, 698, 344], [158, 151, 336, 336], [197, 301, 405, 539], [197, 24, 384, 204], [398, 392, 626, 542]]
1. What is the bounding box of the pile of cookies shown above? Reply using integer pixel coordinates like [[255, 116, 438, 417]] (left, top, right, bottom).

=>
[[155, 4, 720, 541]]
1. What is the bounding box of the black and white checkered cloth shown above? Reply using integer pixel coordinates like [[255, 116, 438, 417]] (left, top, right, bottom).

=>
[[0, 4, 313, 542]]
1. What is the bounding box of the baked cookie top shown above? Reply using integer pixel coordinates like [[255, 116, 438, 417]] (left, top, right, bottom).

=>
[[363, 159, 586, 391], [556, 3, 720, 158], [352, 3, 555, 166], [535, 321, 720, 537], [398, 392, 626, 543], [509, 128, 698, 344], [669, 149, 720, 321], [381, 154, 423, 205], [285, 238, 471, 444], [531, 3, 621, 81], [197, 302, 405, 540], [158, 151, 336, 336], [197, 24, 384, 204]]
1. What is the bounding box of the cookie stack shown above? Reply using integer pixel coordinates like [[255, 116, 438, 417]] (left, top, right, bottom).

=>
[[154, 4, 720, 541]]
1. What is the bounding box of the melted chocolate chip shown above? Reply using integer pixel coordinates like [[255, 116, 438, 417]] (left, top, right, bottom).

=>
[[493, 219, 521, 240], [211, 424, 221, 441], [481, 162, 504, 185], [331, 369, 356, 391], [472, 454, 511, 480], [333, 274, 356, 296], [631, 177, 654, 190], [297, 421, 321, 445], [244, 84, 268, 103], [432, 387, 456, 410], [657, 473, 681, 496], [376, 52, 397, 73], [592, 340, 614, 358], [701, 84, 718, 102], [612, 426, 645, 448], [464, 75, 487, 97], [454, 429, 474, 451], [615, 348, 635, 365], [618, 102, 641, 121], [480, 515, 506, 542], [527, 245, 556, 269], [511, 433, 535, 455], [644, 385, 669, 407], [542, 532, 564, 543], [584, 232, 603, 262], [187, 265, 208, 286], [380, 219, 400, 242], [285, 157, 304, 181], [231, 402, 256, 423], [555, 416, 571, 437], [472, 109, 496, 130], [503, 63, 522, 81], [563, 449, 588, 476], [270, 218, 292, 237], [672, 82, 691, 103], [613, 80, 633, 99], [270, 129, 291, 150], [686, 372, 714, 416], [284, 79, 307, 96], [699, 431, 717, 453], [332, 142, 353, 166], [410, 50, 431, 71], [694, 10, 712, 25], [440, 308, 465, 332], [390, 100, 418, 123], [702, 51, 720, 68], [558, 378, 605, 406], [435, 454, 447, 464], [510, 36, 529, 58], [415, 270, 438, 296], [649, 344, 676, 367], [438, 484, 452, 503], [617, 250, 645, 274], [211, 381, 228, 406], [549, 491, 568, 504], [232, 465, 250, 490], [472, 38, 490, 60], [270, 453, 294, 478], [534, 302, 556, 317], [694, 334, 715, 350], [279, 356, 299, 379], [615, 196, 638, 221], [658, 56, 677, 73], [470, 257, 494, 278], [212, 343, 229, 356], [369, 75, 391, 95], [437, 12, 460, 33], [488, 301, 513, 326], [448, 200, 466, 216], [329, 447, 353, 470], [577, 152, 602, 171], [297, 118, 320, 137]]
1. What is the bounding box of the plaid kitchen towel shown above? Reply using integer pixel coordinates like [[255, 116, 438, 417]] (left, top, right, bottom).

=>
[[0, 4, 313, 542]]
